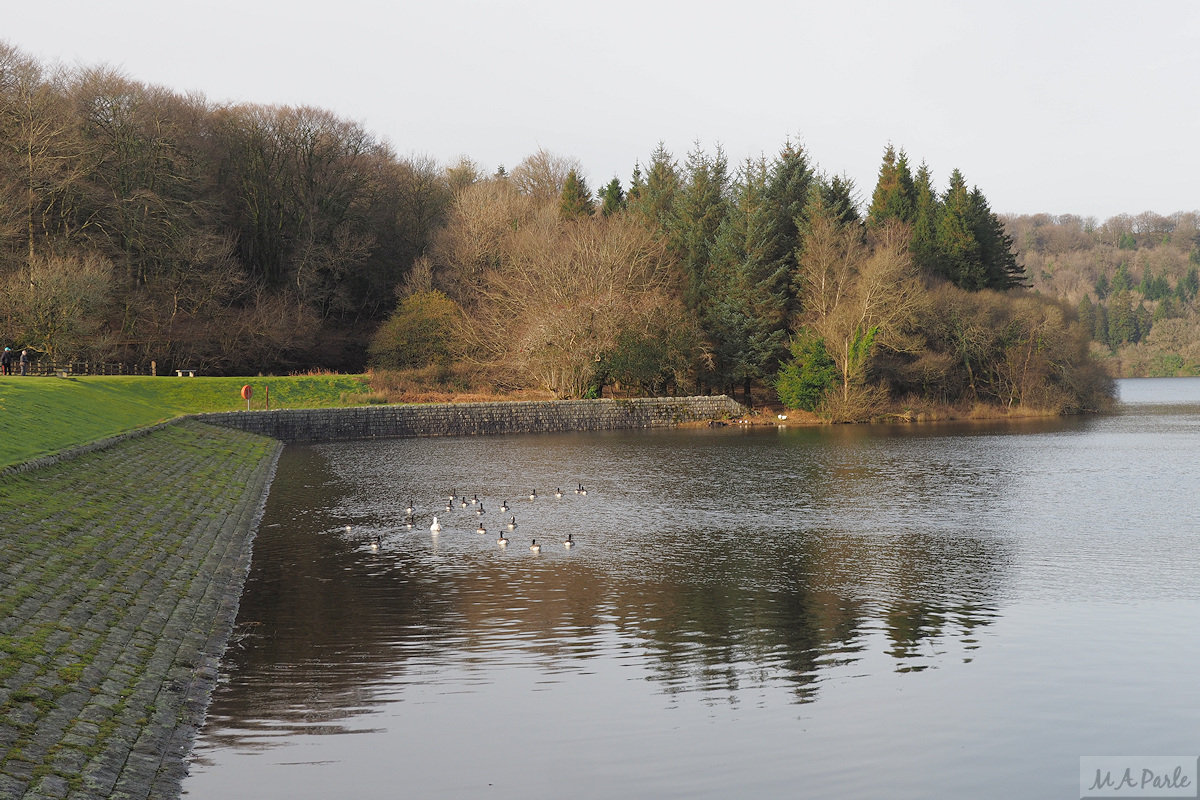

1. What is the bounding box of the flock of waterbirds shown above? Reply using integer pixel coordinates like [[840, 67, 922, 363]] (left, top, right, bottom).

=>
[[361, 483, 587, 553]]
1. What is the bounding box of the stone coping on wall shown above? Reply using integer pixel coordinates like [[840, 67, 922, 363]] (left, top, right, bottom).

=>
[[194, 395, 747, 443]]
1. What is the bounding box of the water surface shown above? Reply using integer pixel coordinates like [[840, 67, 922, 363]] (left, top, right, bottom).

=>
[[184, 379, 1200, 799]]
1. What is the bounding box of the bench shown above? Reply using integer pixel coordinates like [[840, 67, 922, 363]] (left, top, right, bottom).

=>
[[175, 369, 197, 377]]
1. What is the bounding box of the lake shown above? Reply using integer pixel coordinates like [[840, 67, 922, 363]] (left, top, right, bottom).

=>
[[182, 378, 1200, 799]]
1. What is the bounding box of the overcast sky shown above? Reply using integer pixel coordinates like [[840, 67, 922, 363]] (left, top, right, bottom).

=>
[[8, 0, 1198, 220]]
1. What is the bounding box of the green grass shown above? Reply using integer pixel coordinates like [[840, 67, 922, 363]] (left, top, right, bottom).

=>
[[0, 373, 370, 469]]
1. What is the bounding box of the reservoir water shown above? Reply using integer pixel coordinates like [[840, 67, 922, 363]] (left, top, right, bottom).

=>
[[182, 378, 1200, 799]]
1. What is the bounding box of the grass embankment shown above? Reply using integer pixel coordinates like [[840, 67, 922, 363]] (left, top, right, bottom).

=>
[[0, 373, 370, 469]]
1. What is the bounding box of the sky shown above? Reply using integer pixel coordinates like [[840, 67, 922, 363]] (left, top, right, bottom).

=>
[[7, 0, 1199, 220]]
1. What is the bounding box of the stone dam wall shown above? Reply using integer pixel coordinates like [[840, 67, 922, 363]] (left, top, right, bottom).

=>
[[195, 395, 746, 442]]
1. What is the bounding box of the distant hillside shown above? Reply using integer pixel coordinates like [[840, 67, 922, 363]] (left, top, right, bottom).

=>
[[1004, 212, 1200, 377]]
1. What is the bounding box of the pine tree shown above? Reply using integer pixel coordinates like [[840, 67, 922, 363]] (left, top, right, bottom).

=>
[[910, 162, 940, 277], [598, 177, 625, 216], [706, 158, 790, 396], [671, 143, 729, 315], [820, 174, 860, 228], [935, 168, 984, 289], [765, 140, 815, 317], [558, 169, 594, 219], [627, 143, 679, 237], [969, 187, 1025, 289], [866, 144, 915, 228]]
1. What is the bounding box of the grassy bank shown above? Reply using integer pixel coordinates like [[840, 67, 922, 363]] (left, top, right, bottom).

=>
[[0, 374, 369, 469]]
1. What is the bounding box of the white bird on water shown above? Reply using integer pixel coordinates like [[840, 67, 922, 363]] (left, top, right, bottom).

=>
[[430, 516, 442, 533]]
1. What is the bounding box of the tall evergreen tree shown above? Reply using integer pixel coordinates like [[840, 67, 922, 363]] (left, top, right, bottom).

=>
[[598, 177, 625, 216], [558, 169, 594, 219], [969, 187, 1025, 289], [671, 143, 729, 314], [935, 168, 985, 289], [819, 174, 861, 228], [706, 158, 790, 398], [910, 162, 940, 276], [866, 144, 915, 228], [765, 140, 816, 318], [627, 143, 679, 237]]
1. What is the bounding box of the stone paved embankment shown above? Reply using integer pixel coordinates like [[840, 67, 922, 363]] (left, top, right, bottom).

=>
[[0, 421, 280, 800], [195, 395, 746, 441]]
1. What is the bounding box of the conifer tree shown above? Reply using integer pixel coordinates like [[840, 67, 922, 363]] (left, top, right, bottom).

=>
[[706, 158, 789, 398], [766, 141, 816, 317], [969, 188, 1025, 289], [819, 174, 861, 228], [558, 169, 594, 219], [671, 143, 729, 315], [866, 144, 915, 228], [598, 177, 625, 216], [910, 162, 940, 276], [627, 143, 679, 238], [935, 168, 985, 289]]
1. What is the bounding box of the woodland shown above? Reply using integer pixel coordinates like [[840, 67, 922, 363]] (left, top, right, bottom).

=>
[[0, 42, 1137, 420]]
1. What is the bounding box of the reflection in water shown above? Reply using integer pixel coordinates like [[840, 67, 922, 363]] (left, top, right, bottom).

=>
[[185, 382, 1200, 799]]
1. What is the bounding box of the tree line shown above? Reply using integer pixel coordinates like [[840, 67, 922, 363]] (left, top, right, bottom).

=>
[[0, 42, 451, 371], [1005, 211, 1200, 377], [1, 42, 1112, 417], [380, 142, 1110, 418]]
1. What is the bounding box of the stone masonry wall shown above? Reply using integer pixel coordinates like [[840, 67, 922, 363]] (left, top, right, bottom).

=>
[[195, 396, 746, 442]]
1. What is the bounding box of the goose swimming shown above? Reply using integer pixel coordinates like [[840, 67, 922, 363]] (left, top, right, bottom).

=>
[[430, 516, 442, 532], [507, 516, 517, 530], [500, 500, 509, 512], [529, 489, 537, 500], [530, 539, 541, 553], [476, 522, 486, 534], [497, 531, 508, 546], [563, 533, 574, 549], [405, 500, 415, 515], [555, 488, 563, 498], [370, 535, 381, 551]]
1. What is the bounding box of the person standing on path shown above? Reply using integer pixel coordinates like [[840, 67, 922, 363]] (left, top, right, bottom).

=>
[[19, 349, 28, 375]]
